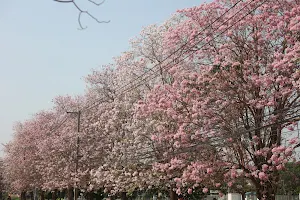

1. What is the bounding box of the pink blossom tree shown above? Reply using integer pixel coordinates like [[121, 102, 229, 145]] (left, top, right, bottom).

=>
[[3, 113, 52, 198], [137, 0, 300, 199], [85, 64, 161, 194]]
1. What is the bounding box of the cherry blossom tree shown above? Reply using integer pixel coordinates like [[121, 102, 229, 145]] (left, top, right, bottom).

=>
[[137, 0, 300, 199], [84, 64, 160, 194], [3, 114, 50, 198]]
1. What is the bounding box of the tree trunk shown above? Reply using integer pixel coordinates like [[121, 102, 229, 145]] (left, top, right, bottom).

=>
[[169, 189, 178, 200], [256, 183, 276, 200], [84, 192, 88, 200], [241, 193, 246, 200], [41, 191, 45, 200], [47, 191, 53, 200], [68, 187, 73, 200], [63, 190, 66, 200], [75, 189, 79, 200], [120, 192, 127, 200], [86, 192, 92, 200], [110, 195, 115, 200], [52, 190, 57, 200], [96, 190, 102, 200], [21, 191, 26, 200], [30, 191, 34, 200]]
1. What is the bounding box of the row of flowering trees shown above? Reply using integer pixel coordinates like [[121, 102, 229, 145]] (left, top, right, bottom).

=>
[[3, 0, 300, 199]]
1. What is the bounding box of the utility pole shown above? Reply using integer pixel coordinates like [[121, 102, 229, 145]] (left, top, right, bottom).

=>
[[67, 111, 81, 200]]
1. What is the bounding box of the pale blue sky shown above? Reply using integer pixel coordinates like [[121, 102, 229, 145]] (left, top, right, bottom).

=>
[[0, 0, 205, 154]]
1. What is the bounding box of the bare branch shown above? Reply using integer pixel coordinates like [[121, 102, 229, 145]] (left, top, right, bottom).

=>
[[53, 0, 110, 29], [53, 0, 73, 2], [85, 10, 110, 23], [88, 0, 105, 6], [72, 1, 83, 11], [78, 12, 87, 30], [293, 143, 300, 149]]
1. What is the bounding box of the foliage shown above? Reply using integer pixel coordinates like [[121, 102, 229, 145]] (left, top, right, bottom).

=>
[[278, 162, 300, 195]]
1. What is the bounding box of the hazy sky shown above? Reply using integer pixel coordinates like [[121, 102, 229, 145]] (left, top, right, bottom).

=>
[[0, 0, 205, 155]]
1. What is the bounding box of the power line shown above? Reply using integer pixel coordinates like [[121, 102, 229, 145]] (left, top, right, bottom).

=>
[[96, 102, 300, 166], [108, 99, 300, 161], [46, 114, 71, 136], [83, 0, 268, 113], [115, 0, 269, 101], [112, 0, 244, 94], [81, 0, 251, 112], [127, 113, 300, 163], [107, 102, 300, 162]]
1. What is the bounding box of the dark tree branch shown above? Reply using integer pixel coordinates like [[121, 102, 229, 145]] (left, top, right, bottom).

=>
[[53, 0, 73, 3], [294, 143, 300, 149], [53, 0, 110, 30], [88, 0, 105, 6]]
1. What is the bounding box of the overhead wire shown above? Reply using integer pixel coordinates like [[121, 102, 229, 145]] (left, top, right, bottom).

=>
[[43, 114, 72, 137], [82, 0, 274, 113], [81, 0, 248, 112], [112, 102, 300, 156], [110, 0, 244, 94], [124, 112, 300, 162], [115, 0, 270, 99]]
